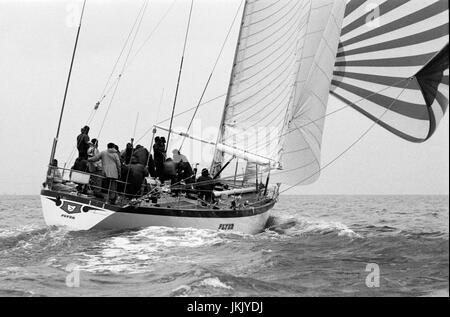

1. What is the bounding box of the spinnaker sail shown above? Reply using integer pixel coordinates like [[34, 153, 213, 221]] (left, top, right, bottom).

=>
[[331, 0, 449, 142]]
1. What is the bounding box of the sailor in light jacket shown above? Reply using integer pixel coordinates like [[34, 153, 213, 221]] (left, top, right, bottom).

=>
[[88, 143, 121, 179]]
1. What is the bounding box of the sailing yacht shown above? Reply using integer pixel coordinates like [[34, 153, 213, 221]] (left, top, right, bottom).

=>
[[41, 0, 449, 234]]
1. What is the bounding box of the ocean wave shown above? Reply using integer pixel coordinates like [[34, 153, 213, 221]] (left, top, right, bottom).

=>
[[399, 230, 449, 239], [353, 225, 449, 239], [0, 288, 36, 297], [0, 226, 67, 252], [421, 289, 449, 297], [265, 216, 362, 239], [200, 277, 234, 290], [171, 277, 234, 297]]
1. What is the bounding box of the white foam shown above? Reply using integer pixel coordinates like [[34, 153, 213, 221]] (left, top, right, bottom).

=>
[[298, 220, 362, 238], [269, 214, 363, 239], [200, 278, 234, 290], [171, 285, 192, 297], [0, 225, 40, 238], [79, 227, 227, 274], [422, 289, 449, 297]]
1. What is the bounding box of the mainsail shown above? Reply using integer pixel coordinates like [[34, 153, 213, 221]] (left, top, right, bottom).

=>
[[212, 0, 347, 185], [331, 0, 449, 142]]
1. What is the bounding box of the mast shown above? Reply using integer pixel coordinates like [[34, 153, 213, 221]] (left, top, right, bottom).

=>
[[49, 0, 87, 165], [166, 0, 194, 153], [211, 0, 248, 174]]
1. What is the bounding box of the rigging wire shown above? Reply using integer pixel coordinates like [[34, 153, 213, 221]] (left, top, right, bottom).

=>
[[159, 80, 413, 198], [97, 0, 150, 140], [135, 168, 256, 201], [51, 0, 87, 165], [240, 77, 413, 154], [90, 0, 178, 120], [133, 74, 408, 204], [81, 0, 151, 130], [95, 0, 150, 112], [65, 0, 151, 166], [147, 78, 412, 183], [89, 0, 178, 120], [188, 81, 414, 193], [278, 80, 412, 195], [135, 93, 227, 144], [178, 0, 245, 151], [155, 89, 165, 125], [123, 112, 141, 195], [128, 0, 178, 71], [166, 0, 195, 152], [199, 79, 412, 192]]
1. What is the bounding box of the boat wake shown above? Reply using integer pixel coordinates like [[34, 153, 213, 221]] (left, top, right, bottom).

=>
[[0, 213, 362, 274], [78, 227, 230, 274]]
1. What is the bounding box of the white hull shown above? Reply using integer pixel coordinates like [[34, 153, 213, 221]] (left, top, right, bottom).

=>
[[40, 192, 273, 235]]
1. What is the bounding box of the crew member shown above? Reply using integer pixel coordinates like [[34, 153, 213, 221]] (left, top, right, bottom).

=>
[[196, 168, 215, 204], [153, 137, 167, 179], [88, 143, 121, 204], [77, 126, 90, 160]]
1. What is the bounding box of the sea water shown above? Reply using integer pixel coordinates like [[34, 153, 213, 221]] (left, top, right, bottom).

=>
[[0, 195, 448, 297]]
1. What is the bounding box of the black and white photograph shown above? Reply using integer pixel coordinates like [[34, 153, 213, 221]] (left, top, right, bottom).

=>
[[0, 0, 448, 301]]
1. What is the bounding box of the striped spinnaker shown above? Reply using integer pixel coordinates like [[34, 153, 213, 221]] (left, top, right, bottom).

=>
[[331, 0, 449, 142]]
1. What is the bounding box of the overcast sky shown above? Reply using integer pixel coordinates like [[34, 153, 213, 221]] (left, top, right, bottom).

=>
[[0, 0, 448, 195]]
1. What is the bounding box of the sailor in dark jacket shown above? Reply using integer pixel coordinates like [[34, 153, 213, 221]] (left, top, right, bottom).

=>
[[71, 157, 89, 193], [132, 145, 149, 166], [161, 158, 177, 184], [72, 157, 89, 172], [77, 126, 90, 160], [196, 168, 215, 203], [147, 154, 157, 178], [125, 156, 149, 197], [121, 143, 133, 164], [153, 137, 167, 179], [177, 161, 195, 184]]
